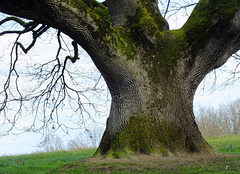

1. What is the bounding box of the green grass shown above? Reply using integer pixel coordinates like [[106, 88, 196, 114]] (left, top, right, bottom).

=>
[[205, 135, 240, 155], [0, 149, 95, 174], [1, 136, 240, 173]]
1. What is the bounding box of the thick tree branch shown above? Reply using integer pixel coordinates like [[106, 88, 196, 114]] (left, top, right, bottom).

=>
[[140, 0, 169, 30], [0, 0, 121, 81], [183, 0, 240, 59], [0, 0, 111, 43], [107, 0, 169, 30], [180, 0, 240, 91]]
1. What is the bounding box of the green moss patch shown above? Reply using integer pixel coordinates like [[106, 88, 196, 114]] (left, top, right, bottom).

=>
[[183, 0, 240, 56], [141, 29, 188, 80], [106, 116, 186, 158]]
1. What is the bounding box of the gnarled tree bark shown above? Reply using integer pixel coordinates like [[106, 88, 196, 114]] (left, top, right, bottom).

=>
[[0, 0, 240, 157]]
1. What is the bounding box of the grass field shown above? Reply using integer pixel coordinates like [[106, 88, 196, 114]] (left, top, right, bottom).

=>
[[0, 149, 95, 174], [0, 135, 240, 173], [206, 135, 240, 155]]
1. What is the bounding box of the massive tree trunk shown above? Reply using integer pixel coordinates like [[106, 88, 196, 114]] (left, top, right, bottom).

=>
[[0, 0, 240, 157]]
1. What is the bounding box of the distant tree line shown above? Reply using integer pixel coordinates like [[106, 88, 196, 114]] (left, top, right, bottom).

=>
[[38, 125, 104, 152], [39, 98, 240, 152], [196, 99, 240, 137]]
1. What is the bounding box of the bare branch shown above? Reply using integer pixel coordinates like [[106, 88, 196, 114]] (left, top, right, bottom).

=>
[[166, 2, 197, 19], [17, 25, 50, 54], [0, 17, 39, 36], [0, 18, 108, 137], [160, 0, 197, 20], [164, 0, 171, 18]]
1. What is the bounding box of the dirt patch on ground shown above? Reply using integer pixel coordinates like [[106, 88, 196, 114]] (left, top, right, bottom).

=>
[[62, 153, 240, 173], [86, 154, 216, 172]]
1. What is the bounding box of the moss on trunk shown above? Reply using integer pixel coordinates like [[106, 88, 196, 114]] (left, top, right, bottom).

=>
[[96, 115, 214, 158]]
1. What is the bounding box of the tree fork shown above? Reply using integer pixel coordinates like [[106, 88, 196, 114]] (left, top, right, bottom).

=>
[[94, 50, 215, 157]]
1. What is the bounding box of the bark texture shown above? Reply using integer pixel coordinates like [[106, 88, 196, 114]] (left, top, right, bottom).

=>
[[0, 0, 240, 157]]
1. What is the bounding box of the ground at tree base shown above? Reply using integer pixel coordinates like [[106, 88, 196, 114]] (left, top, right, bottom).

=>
[[61, 153, 240, 173]]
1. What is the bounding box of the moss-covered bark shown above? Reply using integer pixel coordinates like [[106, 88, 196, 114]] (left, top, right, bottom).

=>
[[94, 66, 215, 158], [94, 0, 240, 158], [96, 117, 213, 158], [183, 0, 240, 57]]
